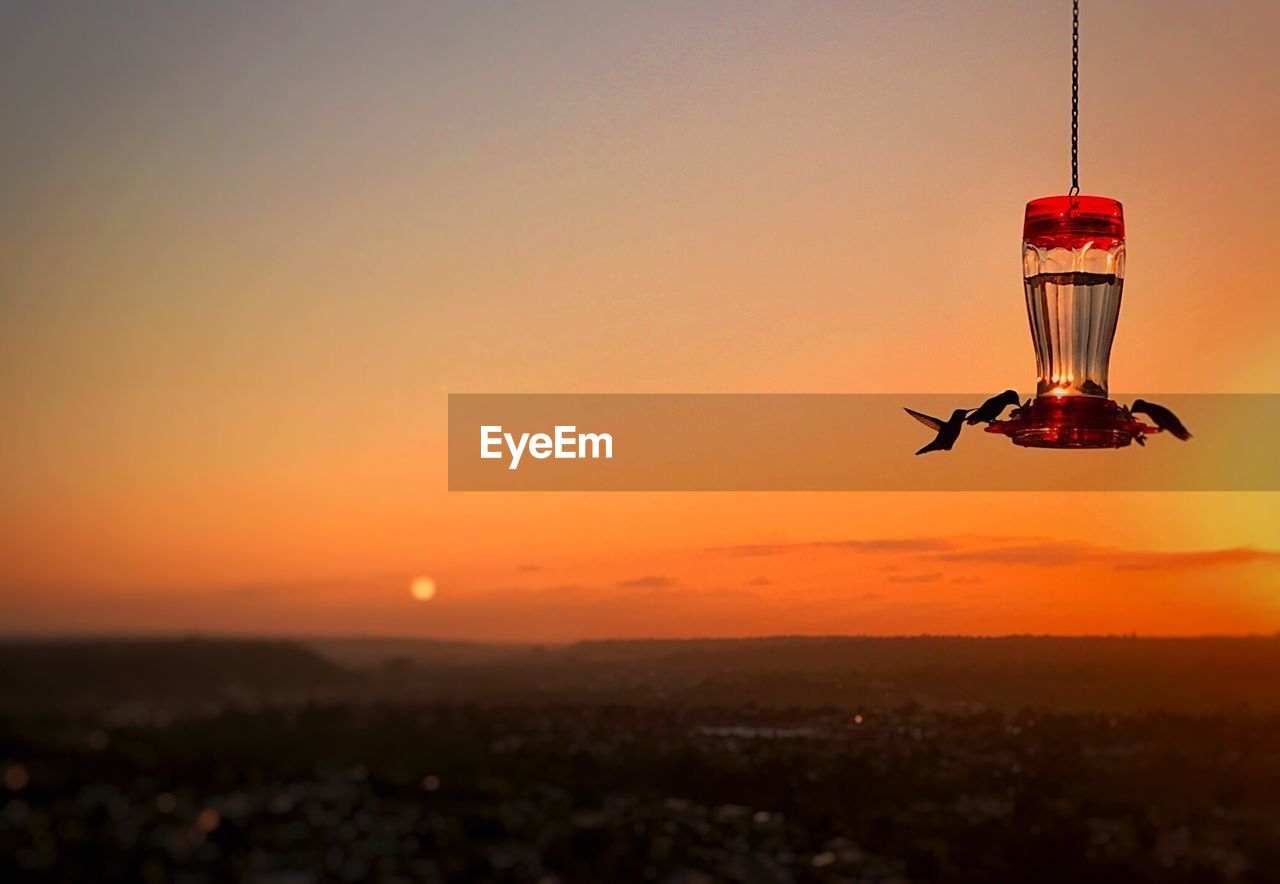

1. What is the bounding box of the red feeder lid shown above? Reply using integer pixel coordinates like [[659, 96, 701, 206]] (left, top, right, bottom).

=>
[[1024, 195, 1124, 249]]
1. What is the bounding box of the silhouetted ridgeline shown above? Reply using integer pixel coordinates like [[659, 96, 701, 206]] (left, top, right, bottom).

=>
[[533, 636, 1280, 712], [309, 636, 537, 668], [2, 635, 1278, 714], [0, 638, 353, 712]]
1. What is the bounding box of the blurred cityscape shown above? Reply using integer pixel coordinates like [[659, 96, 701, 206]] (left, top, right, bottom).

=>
[[2, 635, 1280, 883]]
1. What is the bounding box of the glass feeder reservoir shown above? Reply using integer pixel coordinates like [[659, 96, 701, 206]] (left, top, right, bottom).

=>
[[1023, 195, 1124, 398]]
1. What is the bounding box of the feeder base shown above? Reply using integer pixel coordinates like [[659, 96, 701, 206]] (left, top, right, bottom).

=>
[[985, 395, 1158, 449]]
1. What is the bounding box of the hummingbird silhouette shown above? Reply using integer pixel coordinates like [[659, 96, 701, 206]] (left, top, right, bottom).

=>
[[904, 407, 970, 455], [1130, 399, 1192, 440], [966, 389, 1021, 425]]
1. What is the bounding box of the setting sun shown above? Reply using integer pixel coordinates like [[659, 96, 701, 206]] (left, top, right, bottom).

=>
[[410, 577, 437, 602]]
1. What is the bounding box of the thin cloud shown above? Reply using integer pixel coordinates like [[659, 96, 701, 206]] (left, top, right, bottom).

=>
[[711, 534, 1280, 575], [934, 541, 1094, 567], [888, 573, 943, 584], [934, 540, 1280, 573], [616, 576, 677, 589], [710, 537, 955, 557], [1111, 547, 1280, 571]]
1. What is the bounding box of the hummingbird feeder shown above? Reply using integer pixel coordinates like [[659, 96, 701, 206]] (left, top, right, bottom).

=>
[[904, 1, 1183, 455], [984, 195, 1154, 447], [984, 0, 1157, 449]]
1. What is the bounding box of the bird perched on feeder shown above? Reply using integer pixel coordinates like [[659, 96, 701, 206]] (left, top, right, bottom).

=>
[[904, 407, 970, 455], [1129, 399, 1192, 440], [966, 390, 1022, 425]]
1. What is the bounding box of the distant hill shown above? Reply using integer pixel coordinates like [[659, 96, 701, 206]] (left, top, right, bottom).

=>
[[3, 635, 1279, 714], [0, 637, 353, 712], [541, 635, 1280, 712], [306, 636, 540, 668], [313, 634, 1280, 713]]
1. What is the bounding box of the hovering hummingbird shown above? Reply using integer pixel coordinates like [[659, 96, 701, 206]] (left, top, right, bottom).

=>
[[1129, 399, 1192, 440], [966, 389, 1022, 425], [904, 407, 970, 455]]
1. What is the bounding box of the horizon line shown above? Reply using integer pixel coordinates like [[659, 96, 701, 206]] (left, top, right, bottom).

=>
[[3, 630, 1279, 645]]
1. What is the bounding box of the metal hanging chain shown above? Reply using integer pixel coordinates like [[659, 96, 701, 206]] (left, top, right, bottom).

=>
[[1069, 0, 1080, 196]]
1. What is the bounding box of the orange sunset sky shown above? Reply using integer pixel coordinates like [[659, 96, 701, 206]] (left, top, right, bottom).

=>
[[2, 1, 1278, 640]]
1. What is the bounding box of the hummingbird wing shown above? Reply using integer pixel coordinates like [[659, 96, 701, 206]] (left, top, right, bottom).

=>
[[903, 407, 944, 432], [1160, 411, 1192, 440]]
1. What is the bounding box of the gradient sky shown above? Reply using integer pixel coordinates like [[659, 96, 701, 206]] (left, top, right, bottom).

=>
[[2, 1, 1278, 639]]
